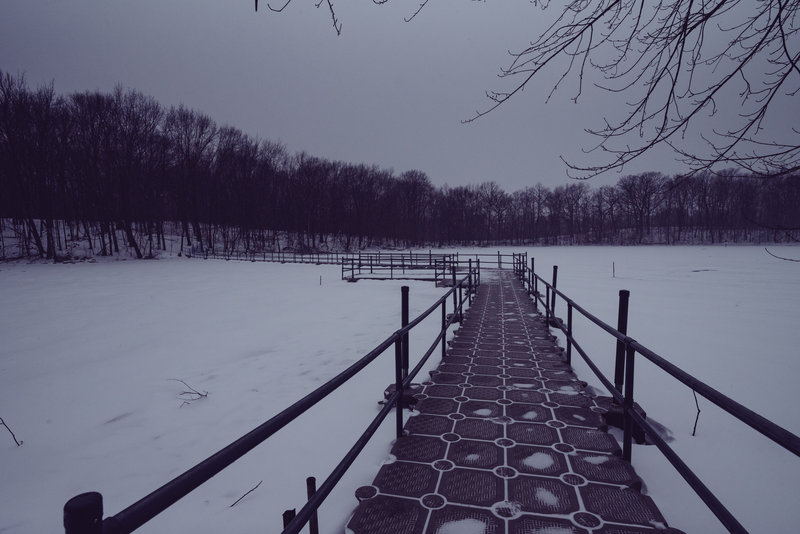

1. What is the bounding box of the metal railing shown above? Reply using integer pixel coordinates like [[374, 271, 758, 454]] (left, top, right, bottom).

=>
[[194, 248, 347, 264], [510, 252, 800, 534], [340, 252, 494, 286], [340, 252, 456, 281], [191, 247, 522, 279], [63, 265, 479, 534]]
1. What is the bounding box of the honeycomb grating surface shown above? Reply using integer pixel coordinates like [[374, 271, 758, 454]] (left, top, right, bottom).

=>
[[346, 271, 683, 534]]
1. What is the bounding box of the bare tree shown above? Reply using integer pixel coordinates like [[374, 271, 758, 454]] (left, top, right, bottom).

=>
[[472, 1, 800, 178], [261, 1, 799, 179]]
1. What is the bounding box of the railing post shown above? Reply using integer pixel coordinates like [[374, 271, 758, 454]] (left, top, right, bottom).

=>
[[497, 250, 501, 269], [306, 477, 319, 534], [623, 342, 636, 462], [401, 286, 409, 379], [451, 266, 457, 314], [476, 259, 480, 286], [566, 302, 573, 367], [441, 300, 447, 360], [394, 338, 404, 439], [551, 265, 558, 315], [458, 280, 464, 323], [468, 259, 473, 305], [530, 257, 535, 302], [64, 492, 103, 534], [614, 290, 631, 395], [283, 509, 296, 528], [545, 285, 551, 326]]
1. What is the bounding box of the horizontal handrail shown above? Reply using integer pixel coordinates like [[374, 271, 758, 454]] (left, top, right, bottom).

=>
[[103, 332, 401, 533], [532, 273, 800, 458], [65, 266, 476, 534]]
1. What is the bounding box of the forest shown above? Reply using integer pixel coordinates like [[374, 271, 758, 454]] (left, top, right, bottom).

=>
[[1, 72, 799, 261]]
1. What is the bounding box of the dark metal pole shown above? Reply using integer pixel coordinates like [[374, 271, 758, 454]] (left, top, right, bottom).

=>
[[468, 259, 473, 305], [441, 301, 447, 360], [451, 266, 457, 312], [614, 290, 631, 394], [566, 302, 573, 367], [283, 509, 296, 529], [64, 492, 103, 534], [394, 339, 404, 439], [306, 477, 319, 534], [545, 286, 551, 326], [401, 286, 409, 379], [458, 282, 464, 323], [530, 257, 535, 302], [551, 265, 558, 314], [623, 342, 636, 462]]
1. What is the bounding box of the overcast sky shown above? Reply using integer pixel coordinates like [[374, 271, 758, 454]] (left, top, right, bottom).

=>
[[0, 0, 759, 192]]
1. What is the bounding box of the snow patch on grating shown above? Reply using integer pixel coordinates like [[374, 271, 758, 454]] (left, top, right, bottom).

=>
[[435, 518, 487, 534], [536, 487, 560, 507], [524, 452, 555, 470]]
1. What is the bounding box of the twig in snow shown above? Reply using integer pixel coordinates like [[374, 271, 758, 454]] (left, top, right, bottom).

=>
[[765, 248, 800, 262], [692, 391, 701, 437], [168, 378, 208, 407], [230, 480, 263, 507], [1, 416, 23, 446]]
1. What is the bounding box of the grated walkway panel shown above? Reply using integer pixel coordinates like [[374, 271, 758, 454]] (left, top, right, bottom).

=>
[[347, 271, 683, 534]]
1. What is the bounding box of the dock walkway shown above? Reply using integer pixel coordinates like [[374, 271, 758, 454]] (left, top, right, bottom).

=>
[[346, 270, 683, 534]]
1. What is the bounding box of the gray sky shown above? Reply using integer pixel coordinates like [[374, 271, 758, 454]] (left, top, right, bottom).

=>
[[0, 0, 738, 191]]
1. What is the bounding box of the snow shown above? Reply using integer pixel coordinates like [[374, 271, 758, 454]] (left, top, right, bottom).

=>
[[583, 455, 609, 465], [523, 452, 555, 470], [472, 408, 493, 416], [435, 518, 486, 534], [534, 528, 575, 534], [522, 410, 538, 420], [0, 258, 447, 533], [1, 245, 799, 534], [535, 487, 560, 507]]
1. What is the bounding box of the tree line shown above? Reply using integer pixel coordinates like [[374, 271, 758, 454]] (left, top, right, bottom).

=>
[[1, 72, 798, 261]]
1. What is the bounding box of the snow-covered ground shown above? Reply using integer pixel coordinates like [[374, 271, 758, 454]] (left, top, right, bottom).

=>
[[1, 245, 798, 533]]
